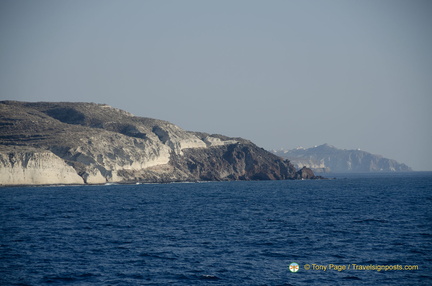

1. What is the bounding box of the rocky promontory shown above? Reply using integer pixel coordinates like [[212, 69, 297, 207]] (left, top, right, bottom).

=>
[[0, 101, 317, 185], [272, 144, 412, 173]]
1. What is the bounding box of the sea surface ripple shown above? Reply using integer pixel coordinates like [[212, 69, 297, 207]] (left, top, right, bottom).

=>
[[1, 173, 431, 285]]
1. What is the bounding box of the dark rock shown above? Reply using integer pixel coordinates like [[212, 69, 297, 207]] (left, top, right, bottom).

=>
[[295, 166, 325, 179]]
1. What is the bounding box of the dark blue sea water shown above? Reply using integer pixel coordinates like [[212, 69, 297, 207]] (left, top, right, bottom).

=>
[[1, 172, 431, 285]]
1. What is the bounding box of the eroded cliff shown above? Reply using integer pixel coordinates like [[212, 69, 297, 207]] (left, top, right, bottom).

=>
[[0, 147, 83, 185], [0, 101, 302, 185]]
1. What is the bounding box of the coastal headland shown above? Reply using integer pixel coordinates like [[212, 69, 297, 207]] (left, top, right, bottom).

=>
[[0, 101, 321, 185]]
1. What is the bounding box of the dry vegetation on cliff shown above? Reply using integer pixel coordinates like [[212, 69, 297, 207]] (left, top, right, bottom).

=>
[[1, 101, 315, 185]]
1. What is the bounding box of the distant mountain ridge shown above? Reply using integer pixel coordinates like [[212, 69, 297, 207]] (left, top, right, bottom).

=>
[[272, 144, 412, 173]]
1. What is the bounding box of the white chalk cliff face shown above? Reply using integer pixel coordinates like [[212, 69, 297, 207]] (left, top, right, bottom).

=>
[[0, 101, 298, 185], [0, 149, 83, 185]]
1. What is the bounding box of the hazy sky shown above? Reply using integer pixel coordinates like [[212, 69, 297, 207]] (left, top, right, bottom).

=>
[[1, 0, 431, 170]]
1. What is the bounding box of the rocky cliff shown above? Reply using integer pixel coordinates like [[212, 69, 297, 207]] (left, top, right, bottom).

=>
[[0, 101, 308, 185], [272, 144, 412, 173], [0, 148, 83, 185]]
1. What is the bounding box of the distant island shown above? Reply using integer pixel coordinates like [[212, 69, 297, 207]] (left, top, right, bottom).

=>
[[0, 101, 322, 186], [271, 144, 412, 173]]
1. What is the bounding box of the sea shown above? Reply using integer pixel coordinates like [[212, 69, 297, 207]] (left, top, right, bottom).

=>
[[1, 172, 431, 286]]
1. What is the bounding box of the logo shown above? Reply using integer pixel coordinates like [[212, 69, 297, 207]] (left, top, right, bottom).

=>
[[289, 262, 300, 273]]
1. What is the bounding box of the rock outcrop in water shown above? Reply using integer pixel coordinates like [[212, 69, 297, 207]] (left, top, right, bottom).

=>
[[0, 101, 309, 185]]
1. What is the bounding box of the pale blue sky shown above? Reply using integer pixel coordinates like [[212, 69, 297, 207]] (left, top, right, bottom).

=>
[[1, 0, 431, 170]]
